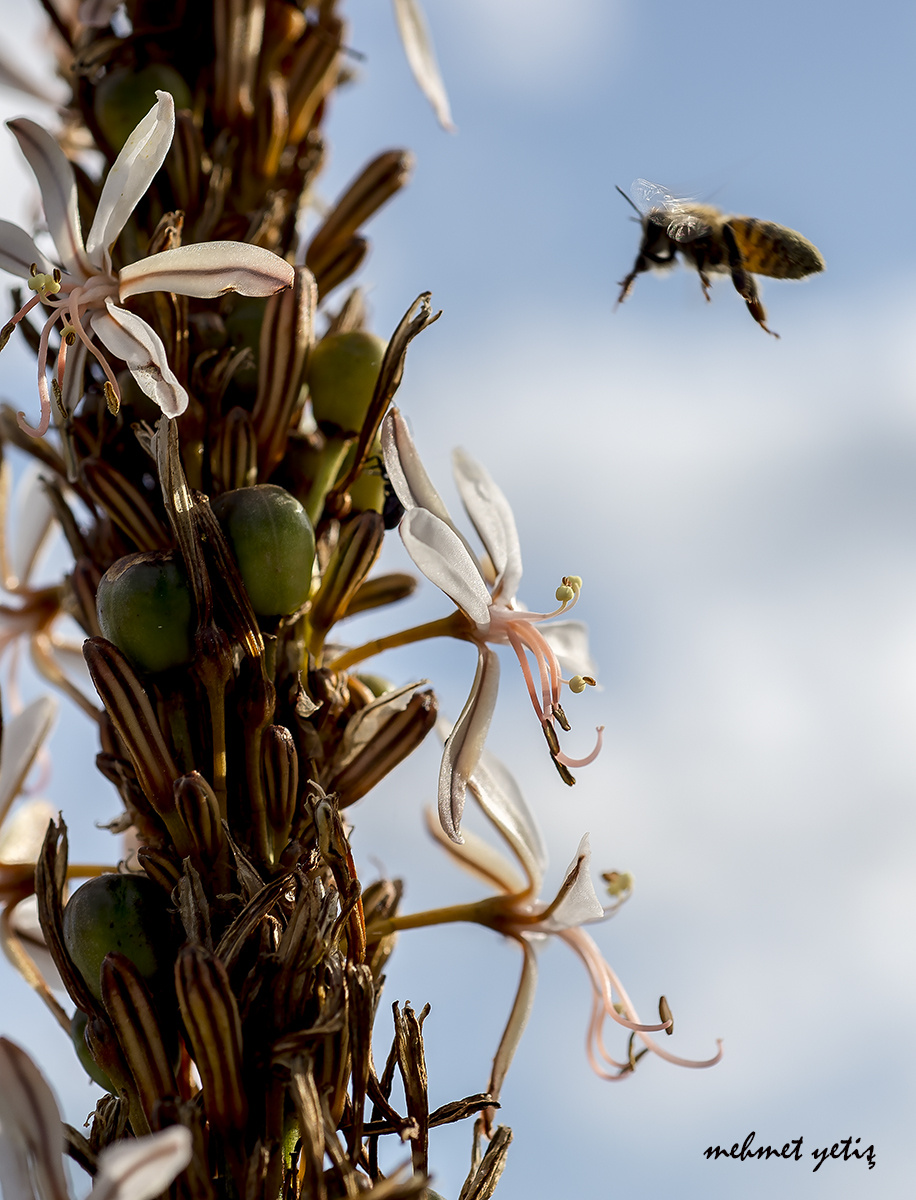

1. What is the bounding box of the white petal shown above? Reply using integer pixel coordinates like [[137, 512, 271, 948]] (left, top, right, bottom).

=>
[[400, 508, 492, 627], [0, 696, 57, 821], [488, 938, 538, 1101], [392, 0, 455, 131], [92, 1127, 192, 1200], [0, 220, 54, 279], [438, 647, 500, 842], [0, 1039, 69, 1200], [542, 833, 606, 931], [7, 894, 65, 993], [423, 807, 525, 895], [8, 465, 56, 590], [0, 1116, 36, 1200], [86, 91, 175, 264], [8, 119, 90, 278], [92, 300, 188, 417], [119, 242, 295, 300], [540, 620, 597, 678], [0, 799, 56, 862], [452, 448, 523, 602], [380, 408, 453, 523], [468, 748, 548, 892]]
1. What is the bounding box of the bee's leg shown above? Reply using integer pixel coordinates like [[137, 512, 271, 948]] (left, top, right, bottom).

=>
[[616, 260, 642, 304], [617, 242, 676, 304], [722, 223, 779, 338], [690, 246, 713, 302]]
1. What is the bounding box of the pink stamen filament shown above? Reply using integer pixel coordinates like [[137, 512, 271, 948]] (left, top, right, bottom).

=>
[[559, 926, 723, 1076], [11, 274, 122, 435], [555, 725, 604, 769]]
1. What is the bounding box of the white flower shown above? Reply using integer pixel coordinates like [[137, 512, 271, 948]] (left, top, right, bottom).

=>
[[0, 1037, 192, 1200], [381, 407, 602, 841], [0, 91, 295, 436], [387, 746, 722, 1112]]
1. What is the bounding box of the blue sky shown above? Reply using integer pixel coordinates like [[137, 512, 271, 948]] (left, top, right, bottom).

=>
[[0, 2, 913, 1197]]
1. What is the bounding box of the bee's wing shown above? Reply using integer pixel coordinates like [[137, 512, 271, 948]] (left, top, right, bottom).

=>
[[630, 178, 709, 242], [631, 178, 678, 216]]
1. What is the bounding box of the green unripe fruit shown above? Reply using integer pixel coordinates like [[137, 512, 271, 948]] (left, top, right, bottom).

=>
[[307, 331, 387, 435], [70, 1010, 114, 1091], [97, 551, 194, 673], [94, 65, 192, 150], [62, 873, 173, 1003], [212, 485, 316, 616], [355, 673, 395, 698]]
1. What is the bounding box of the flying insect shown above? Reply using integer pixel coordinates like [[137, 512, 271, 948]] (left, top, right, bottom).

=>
[[616, 179, 825, 337]]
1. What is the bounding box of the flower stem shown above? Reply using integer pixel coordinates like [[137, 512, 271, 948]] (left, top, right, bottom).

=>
[[327, 611, 470, 672]]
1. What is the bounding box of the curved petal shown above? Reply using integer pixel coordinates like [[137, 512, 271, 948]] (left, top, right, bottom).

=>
[[92, 300, 188, 417], [0, 219, 54, 279], [423, 807, 525, 895], [8, 464, 56, 590], [119, 241, 295, 300], [392, 0, 455, 131], [541, 834, 606, 931], [487, 937, 538, 1102], [8, 119, 90, 278], [86, 91, 175, 264], [468, 747, 548, 893], [0, 1038, 70, 1200], [92, 1126, 193, 1200], [438, 646, 500, 842], [400, 507, 492, 627], [540, 620, 597, 678], [452, 448, 522, 602], [0, 799, 56, 862], [380, 408, 454, 522]]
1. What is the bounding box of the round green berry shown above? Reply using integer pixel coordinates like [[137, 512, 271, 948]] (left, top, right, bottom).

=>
[[63, 874, 173, 1003], [212, 485, 316, 616], [307, 331, 387, 435], [94, 65, 192, 150], [97, 551, 194, 673]]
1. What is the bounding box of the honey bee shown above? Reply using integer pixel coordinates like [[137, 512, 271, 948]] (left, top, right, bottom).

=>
[[616, 179, 825, 337]]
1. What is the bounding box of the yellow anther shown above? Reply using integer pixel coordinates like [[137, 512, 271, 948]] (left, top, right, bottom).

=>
[[601, 869, 633, 898], [564, 575, 583, 593], [60, 323, 77, 346], [556, 583, 575, 603], [568, 674, 596, 694], [27, 269, 61, 299]]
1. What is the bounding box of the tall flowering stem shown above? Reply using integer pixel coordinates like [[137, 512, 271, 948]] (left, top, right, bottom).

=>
[[0, 2, 719, 1198]]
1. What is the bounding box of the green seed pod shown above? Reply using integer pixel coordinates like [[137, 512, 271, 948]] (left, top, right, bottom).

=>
[[96, 551, 194, 673], [69, 1010, 115, 1091], [94, 65, 193, 150], [307, 331, 387, 435], [212, 485, 316, 616], [62, 874, 173, 1004], [354, 673, 395, 698]]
